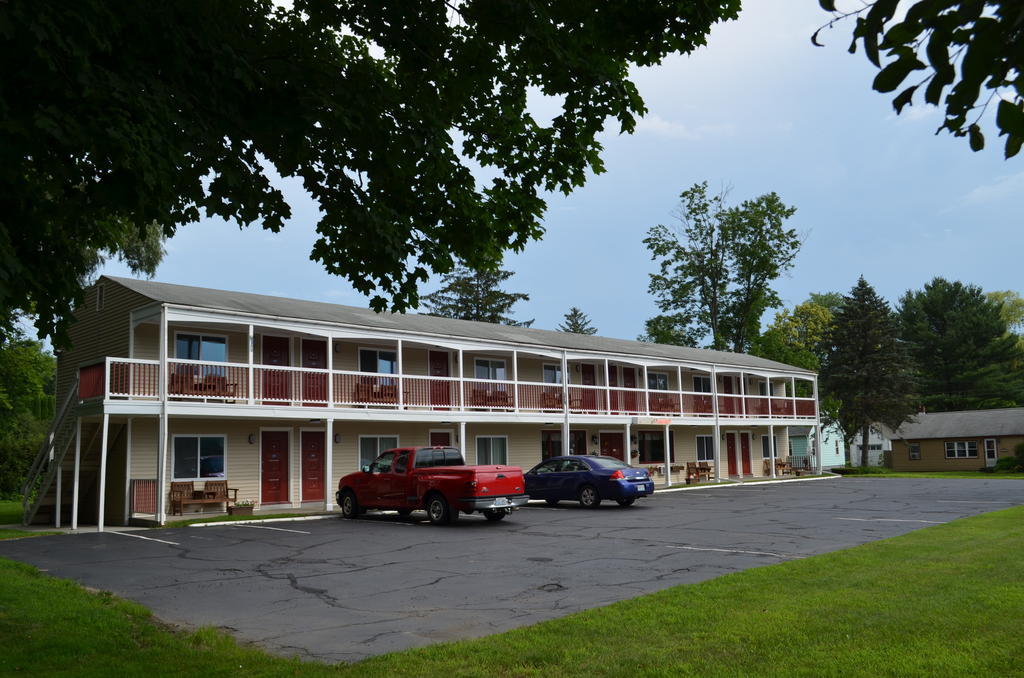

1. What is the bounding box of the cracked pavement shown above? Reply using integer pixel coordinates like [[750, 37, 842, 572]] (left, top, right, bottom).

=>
[[1, 477, 1020, 663]]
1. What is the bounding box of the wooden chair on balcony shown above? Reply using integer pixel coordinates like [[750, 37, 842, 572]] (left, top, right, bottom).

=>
[[540, 391, 563, 411]]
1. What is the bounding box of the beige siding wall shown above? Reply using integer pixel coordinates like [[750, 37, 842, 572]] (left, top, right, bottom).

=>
[[891, 435, 1024, 471], [56, 280, 153, 404]]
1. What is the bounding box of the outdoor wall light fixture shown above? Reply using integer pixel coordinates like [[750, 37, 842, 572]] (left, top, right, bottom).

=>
[[591, 434, 599, 444], [333, 433, 341, 444], [247, 433, 256, 445]]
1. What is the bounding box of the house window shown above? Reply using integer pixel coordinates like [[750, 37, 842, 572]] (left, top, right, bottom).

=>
[[761, 435, 777, 459], [758, 382, 769, 396], [359, 435, 399, 468], [908, 443, 921, 460], [172, 435, 225, 480], [695, 434, 714, 462], [95, 283, 105, 312], [477, 436, 508, 465], [540, 430, 585, 459], [359, 348, 397, 374], [475, 359, 506, 381], [647, 372, 669, 391], [944, 441, 977, 459], [175, 334, 227, 362], [637, 431, 673, 463], [542, 364, 562, 384], [692, 375, 711, 393]]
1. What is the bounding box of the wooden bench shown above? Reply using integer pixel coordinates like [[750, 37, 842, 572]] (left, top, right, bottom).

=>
[[687, 461, 713, 482], [169, 480, 239, 516]]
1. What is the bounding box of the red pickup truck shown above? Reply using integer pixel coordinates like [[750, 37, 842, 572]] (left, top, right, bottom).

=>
[[336, 446, 528, 525]]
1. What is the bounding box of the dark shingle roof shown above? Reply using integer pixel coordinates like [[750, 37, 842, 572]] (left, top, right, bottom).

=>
[[889, 408, 1024, 440], [105, 275, 815, 375]]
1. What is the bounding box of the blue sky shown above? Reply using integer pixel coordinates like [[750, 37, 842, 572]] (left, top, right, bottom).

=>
[[98, 1, 1023, 342]]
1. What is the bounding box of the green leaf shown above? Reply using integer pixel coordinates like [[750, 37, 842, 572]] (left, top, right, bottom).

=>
[[996, 99, 1024, 139], [892, 85, 918, 114], [873, 56, 925, 93], [818, 0, 837, 11], [967, 124, 984, 152], [1005, 134, 1023, 159]]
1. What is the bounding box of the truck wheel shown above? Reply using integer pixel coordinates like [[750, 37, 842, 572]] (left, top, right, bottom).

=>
[[340, 490, 360, 519], [483, 509, 506, 522], [426, 494, 458, 525], [578, 485, 601, 508]]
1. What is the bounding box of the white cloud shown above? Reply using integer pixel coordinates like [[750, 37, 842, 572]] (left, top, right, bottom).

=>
[[634, 113, 735, 141], [960, 172, 1024, 206]]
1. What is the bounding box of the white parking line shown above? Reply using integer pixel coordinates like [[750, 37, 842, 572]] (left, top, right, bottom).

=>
[[232, 524, 311, 534], [666, 545, 789, 559], [109, 531, 180, 546], [834, 517, 943, 524]]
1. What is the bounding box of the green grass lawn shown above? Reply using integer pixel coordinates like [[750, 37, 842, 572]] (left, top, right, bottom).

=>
[[1, 506, 1022, 677], [0, 500, 23, 525], [837, 468, 1024, 479]]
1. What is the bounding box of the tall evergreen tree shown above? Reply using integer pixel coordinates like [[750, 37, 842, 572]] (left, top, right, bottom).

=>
[[820, 277, 916, 467], [558, 307, 597, 335], [899, 278, 1024, 411], [420, 265, 533, 327]]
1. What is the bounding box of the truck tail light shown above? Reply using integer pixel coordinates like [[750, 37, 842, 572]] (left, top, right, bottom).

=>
[[465, 480, 477, 489], [609, 470, 625, 480]]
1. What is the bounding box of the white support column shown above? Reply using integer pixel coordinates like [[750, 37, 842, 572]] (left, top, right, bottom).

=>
[[326, 336, 334, 407], [663, 423, 671, 486], [791, 377, 797, 419], [157, 411, 167, 525], [813, 377, 823, 474], [54, 464, 62, 528], [512, 350, 519, 411], [397, 339, 404, 410], [766, 377, 773, 421], [625, 421, 632, 466], [561, 351, 570, 455], [769, 423, 776, 478], [324, 419, 334, 512], [711, 366, 722, 482], [72, 417, 81, 530], [642, 366, 649, 415], [123, 417, 133, 525], [97, 413, 109, 532], [459, 421, 467, 462], [739, 371, 747, 417], [457, 350, 464, 411], [247, 324, 255, 405], [676, 365, 684, 413], [604, 359, 611, 415]]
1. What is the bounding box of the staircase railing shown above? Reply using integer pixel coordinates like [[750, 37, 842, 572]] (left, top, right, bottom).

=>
[[22, 377, 80, 525]]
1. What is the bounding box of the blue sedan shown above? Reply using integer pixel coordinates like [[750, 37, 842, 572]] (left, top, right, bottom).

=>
[[524, 455, 654, 508]]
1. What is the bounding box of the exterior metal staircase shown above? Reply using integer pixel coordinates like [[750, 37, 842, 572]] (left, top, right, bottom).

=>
[[21, 377, 79, 525]]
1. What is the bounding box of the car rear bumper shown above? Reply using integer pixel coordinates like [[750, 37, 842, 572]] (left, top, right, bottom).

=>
[[457, 494, 530, 510], [613, 479, 655, 498]]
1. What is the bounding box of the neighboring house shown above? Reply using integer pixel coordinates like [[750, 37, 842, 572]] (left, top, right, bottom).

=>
[[886, 408, 1024, 472], [26, 276, 821, 529], [789, 423, 845, 470], [848, 428, 892, 467]]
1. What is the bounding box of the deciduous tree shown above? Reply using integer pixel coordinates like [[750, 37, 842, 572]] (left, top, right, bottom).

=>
[[820, 277, 916, 467], [751, 299, 835, 372], [643, 182, 800, 352], [2, 1, 741, 346], [558, 307, 597, 335], [0, 328, 55, 497], [421, 265, 532, 327]]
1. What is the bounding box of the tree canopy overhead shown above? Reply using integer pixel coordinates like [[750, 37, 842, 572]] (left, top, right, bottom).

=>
[[815, 1, 1024, 157], [1, 0, 741, 347]]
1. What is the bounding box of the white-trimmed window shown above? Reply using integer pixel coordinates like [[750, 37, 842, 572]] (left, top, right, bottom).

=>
[[908, 443, 921, 460], [647, 372, 669, 391], [359, 348, 397, 374], [761, 435, 777, 459], [692, 375, 711, 393], [175, 333, 227, 362], [695, 434, 714, 462], [359, 435, 399, 468], [542, 364, 562, 384], [944, 441, 978, 459], [476, 436, 508, 465], [173, 435, 226, 480], [475, 359, 506, 381]]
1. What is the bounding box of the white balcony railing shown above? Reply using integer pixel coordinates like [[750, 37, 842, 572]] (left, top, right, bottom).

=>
[[87, 357, 818, 420]]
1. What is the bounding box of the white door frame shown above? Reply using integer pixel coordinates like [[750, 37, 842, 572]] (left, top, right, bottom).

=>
[[984, 438, 998, 468]]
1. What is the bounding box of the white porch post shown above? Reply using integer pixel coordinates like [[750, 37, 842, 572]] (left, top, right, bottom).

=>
[[625, 421, 632, 466], [247, 324, 255, 405], [603, 359, 610, 415], [766, 377, 772, 421], [813, 376, 823, 474], [459, 421, 467, 462], [791, 377, 797, 418], [561, 351, 570, 455], [663, 423, 671, 486], [642, 366, 649, 415], [123, 417, 133, 525], [54, 464, 61, 528], [512, 350, 519, 411], [457, 349, 464, 411], [397, 339, 404, 410], [739, 371, 746, 417], [97, 413, 109, 532], [157, 305, 168, 525], [769, 423, 776, 478], [711, 366, 722, 482], [326, 336, 334, 407], [676, 365, 683, 414], [71, 417, 81, 530], [324, 418, 334, 512]]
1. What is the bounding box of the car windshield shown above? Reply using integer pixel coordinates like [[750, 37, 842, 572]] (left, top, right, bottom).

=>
[[587, 456, 630, 470]]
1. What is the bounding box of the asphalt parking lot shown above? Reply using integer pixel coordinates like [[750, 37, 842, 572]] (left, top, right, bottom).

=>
[[1, 477, 1021, 663]]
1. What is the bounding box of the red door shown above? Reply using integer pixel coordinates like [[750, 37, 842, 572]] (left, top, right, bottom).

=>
[[740, 433, 752, 475], [622, 368, 638, 413], [726, 433, 738, 476], [429, 431, 451, 446], [301, 431, 325, 502], [262, 336, 291, 403], [721, 376, 737, 415], [301, 339, 327, 406], [261, 431, 289, 504], [580, 364, 597, 411], [600, 432, 624, 461], [428, 351, 451, 408], [608, 367, 619, 413]]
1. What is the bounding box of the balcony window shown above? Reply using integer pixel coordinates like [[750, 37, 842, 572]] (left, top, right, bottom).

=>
[[475, 359, 506, 381], [359, 435, 399, 468], [542, 364, 562, 384], [359, 349, 397, 374], [692, 375, 711, 393], [647, 372, 669, 391], [476, 436, 508, 465], [696, 434, 714, 462], [172, 435, 225, 480], [176, 334, 227, 362]]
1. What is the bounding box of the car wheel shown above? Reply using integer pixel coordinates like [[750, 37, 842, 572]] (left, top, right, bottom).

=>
[[578, 485, 601, 508], [482, 509, 506, 522], [397, 508, 413, 517], [426, 494, 458, 525], [616, 497, 636, 507], [340, 490, 359, 519], [545, 498, 559, 506]]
